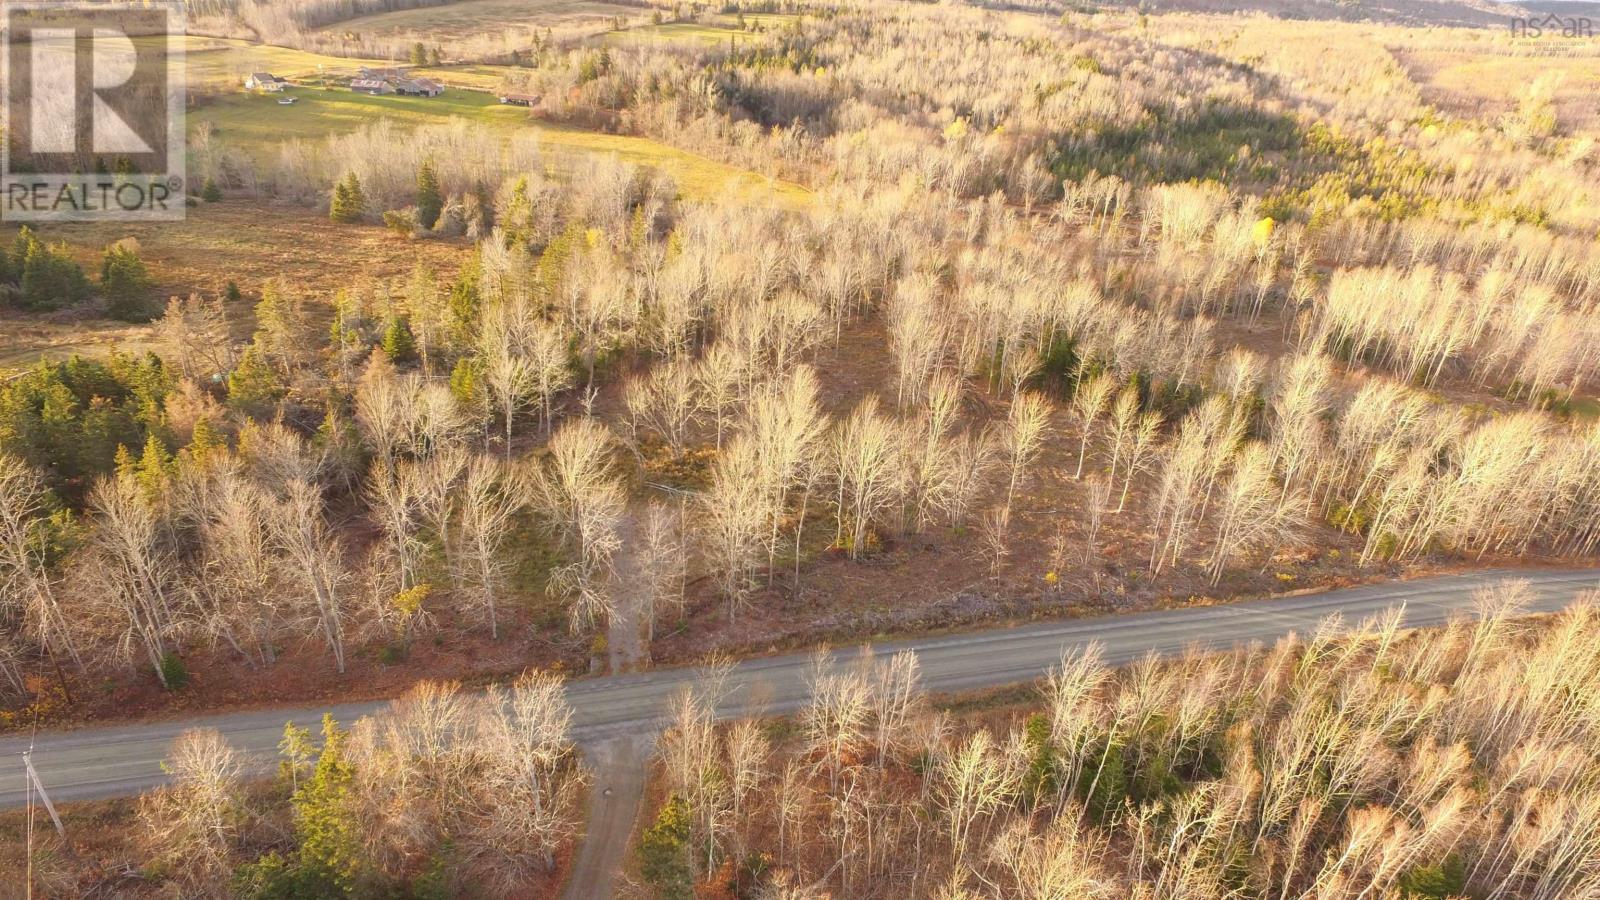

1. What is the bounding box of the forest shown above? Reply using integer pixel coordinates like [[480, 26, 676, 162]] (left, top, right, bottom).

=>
[[636, 581, 1600, 898], [3, 0, 1599, 895]]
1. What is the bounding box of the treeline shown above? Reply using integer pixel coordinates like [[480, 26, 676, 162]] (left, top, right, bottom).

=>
[[0, 230, 157, 321], [640, 581, 1600, 898]]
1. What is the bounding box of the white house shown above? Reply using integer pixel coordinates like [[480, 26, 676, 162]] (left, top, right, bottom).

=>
[[244, 72, 284, 92]]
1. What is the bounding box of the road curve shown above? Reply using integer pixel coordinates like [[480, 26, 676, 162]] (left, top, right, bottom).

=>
[[2, 568, 1596, 809]]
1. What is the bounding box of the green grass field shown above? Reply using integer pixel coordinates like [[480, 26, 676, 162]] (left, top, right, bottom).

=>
[[408, 64, 517, 91], [193, 86, 809, 205]]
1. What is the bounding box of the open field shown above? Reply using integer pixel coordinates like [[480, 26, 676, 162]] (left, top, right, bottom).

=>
[[1392, 43, 1600, 133], [602, 12, 801, 46], [158, 34, 809, 205], [136, 35, 394, 92], [407, 62, 519, 89], [193, 85, 810, 204], [321, 0, 647, 42], [1, 204, 469, 371]]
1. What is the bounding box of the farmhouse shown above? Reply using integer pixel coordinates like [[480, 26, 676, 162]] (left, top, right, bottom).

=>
[[244, 72, 284, 92], [351, 67, 443, 97], [396, 76, 444, 97]]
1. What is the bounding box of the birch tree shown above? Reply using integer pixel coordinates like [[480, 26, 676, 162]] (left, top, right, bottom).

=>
[[530, 418, 624, 632], [828, 397, 901, 559], [272, 479, 348, 672], [0, 453, 78, 675], [454, 454, 525, 638]]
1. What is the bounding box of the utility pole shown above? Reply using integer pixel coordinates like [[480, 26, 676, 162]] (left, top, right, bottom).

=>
[[22, 739, 65, 900]]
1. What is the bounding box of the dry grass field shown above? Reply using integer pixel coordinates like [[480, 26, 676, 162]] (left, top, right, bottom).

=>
[[135, 35, 393, 92], [1, 204, 469, 369], [1393, 42, 1600, 133], [601, 13, 800, 47], [320, 0, 647, 43]]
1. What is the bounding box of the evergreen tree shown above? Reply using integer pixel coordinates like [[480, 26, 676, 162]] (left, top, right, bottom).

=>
[[638, 795, 695, 900], [201, 177, 223, 202], [227, 345, 284, 417], [409, 41, 427, 65], [14, 229, 90, 310], [416, 159, 443, 231], [237, 715, 363, 898], [329, 173, 366, 224], [134, 432, 173, 501], [293, 715, 363, 894], [187, 417, 224, 465], [449, 356, 483, 414], [381, 316, 417, 363], [445, 254, 481, 352], [537, 221, 584, 300], [114, 443, 136, 476], [100, 243, 156, 321]]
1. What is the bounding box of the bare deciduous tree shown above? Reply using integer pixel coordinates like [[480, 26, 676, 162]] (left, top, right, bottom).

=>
[[454, 454, 526, 638], [0, 453, 78, 680], [138, 728, 242, 895], [530, 419, 624, 632], [1070, 374, 1115, 480], [1003, 391, 1051, 512], [272, 479, 348, 673], [84, 473, 179, 686], [828, 397, 901, 560]]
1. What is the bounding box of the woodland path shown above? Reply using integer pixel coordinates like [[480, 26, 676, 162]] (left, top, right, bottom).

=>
[[562, 733, 653, 899]]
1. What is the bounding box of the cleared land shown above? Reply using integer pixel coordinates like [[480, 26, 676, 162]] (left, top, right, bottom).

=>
[[1393, 43, 1600, 133], [603, 13, 800, 46], [137, 35, 393, 92], [321, 0, 646, 41], [192, 85, 810, 204], [1, 204, 468, 370]]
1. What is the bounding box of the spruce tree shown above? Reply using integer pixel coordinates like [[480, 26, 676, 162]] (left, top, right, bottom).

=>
[[187, 418, 223, 464], [449, 356, 483, 412], [381, 316, 417, 363], [416, 159, 442, 231], [445, 256, 481, 350], [201, 176, 223, 202], [292, 714, 363, 894], [329, 173, 366, 224], [227, 345, 284, 416], [135, 433, 172, 501], [15, 229, 90, 311], [100, 243, 155, 321]]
